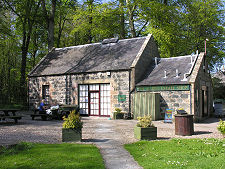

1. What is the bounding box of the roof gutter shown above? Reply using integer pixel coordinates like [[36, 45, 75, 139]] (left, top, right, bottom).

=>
[[28, 68, 132, 78]]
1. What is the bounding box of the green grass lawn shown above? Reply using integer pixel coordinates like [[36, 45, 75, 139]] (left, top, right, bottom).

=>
[[125, 138, 225, 169], [0, 142, 104, 169]]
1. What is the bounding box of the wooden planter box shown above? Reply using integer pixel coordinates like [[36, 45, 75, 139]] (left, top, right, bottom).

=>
[[62, 128, 82, 142], [134, 126, 157, 140]]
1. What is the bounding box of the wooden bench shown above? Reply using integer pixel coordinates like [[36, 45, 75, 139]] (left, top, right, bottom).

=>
[[0, 115, 22, 123], [29, 110, 49, 121], [0, 109, 22, 123]]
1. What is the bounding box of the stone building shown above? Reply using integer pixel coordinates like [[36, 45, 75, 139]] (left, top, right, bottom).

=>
[[28, 35, 159, 117], [28, 34, 212, 120], [135, 52, 213, 121]]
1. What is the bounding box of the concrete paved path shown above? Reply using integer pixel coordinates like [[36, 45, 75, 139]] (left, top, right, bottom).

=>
[[91, 120, 143, 169]]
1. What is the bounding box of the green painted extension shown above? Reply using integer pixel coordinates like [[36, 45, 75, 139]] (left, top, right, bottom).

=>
[[134, 126, 157, 140], [132, 92, 160, 120], [62, 128, 81, 142], [136, 84, 190, 92]]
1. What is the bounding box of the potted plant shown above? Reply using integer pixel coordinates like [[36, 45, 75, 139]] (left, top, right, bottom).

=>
[[113, 108, 124, 119], [134, 116, 157, 140], [62, 110, 83, 142], [217, 119, 225, 137]]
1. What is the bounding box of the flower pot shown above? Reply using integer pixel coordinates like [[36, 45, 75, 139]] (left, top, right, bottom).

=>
[[134, 126, 157, 140], [113, 111, 124, 119], [62, 128, 82, 142]]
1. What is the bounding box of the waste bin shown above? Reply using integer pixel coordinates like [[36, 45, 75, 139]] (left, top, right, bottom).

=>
[[175, 111, 194, 136]]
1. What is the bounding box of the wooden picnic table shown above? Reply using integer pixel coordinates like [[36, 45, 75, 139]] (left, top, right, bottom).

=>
[[29, 109, 49, 121], [0, 109, 22, 123]]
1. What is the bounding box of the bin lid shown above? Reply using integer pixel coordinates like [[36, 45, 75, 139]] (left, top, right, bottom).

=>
[[176, 109, 187, 115]]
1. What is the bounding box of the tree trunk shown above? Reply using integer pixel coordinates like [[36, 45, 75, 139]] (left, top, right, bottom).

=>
[[119, 0, 125, 39], [41, 0, 56, 51], [56, 15, 66, 48], [126, 0, 136, 37], [164, 0, 168, 5], [87, 0, 94, 43], [128, 11, 136, 37], [48, 0, 56, 51]]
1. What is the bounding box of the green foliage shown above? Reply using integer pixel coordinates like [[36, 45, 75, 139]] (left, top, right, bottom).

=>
[[115, 108, 122, 113], [137, 116, 154, 128], [146, 0, 225, 69], [125, 138, 225, 169], [217, 120, 225, 135], [0, 143, 104, 169], [62, 110, 83, 129], [1, 0, 224, 105], [71, 1, 120, 43]]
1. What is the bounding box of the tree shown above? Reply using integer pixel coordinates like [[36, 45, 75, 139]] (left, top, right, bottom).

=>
[[146, 0, 225, 69], [41, 0, 57, 51], [71, 0, 120, 44], [118, 0, 125, 39], [3, 0, 41, 102]]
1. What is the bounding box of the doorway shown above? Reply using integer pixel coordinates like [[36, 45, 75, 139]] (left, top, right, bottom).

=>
[[89, 92, 100, 116], [201, 86, 208, 117], [79, 84, 111, 116]]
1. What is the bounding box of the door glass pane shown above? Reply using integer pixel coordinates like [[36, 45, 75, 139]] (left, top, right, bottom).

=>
[[100, 84, 110, 116]]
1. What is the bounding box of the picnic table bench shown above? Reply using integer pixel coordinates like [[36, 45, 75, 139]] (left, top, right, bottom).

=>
[[29, 106, 51, 121], [29, 105, 79, 121], [0, 109, 22, 123]]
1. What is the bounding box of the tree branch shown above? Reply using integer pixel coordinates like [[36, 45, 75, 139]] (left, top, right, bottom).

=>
[[137, 21, 149, 37]]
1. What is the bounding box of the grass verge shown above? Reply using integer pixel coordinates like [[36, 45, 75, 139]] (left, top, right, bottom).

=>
[[0, 142, 104, 169], [125, 138, 225, 169]]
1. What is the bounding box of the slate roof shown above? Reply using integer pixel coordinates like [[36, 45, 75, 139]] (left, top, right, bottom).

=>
[[29, 37, 146, 76], [137, 55, 197, 86]]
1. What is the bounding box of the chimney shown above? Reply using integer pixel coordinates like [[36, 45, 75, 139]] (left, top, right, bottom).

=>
[[164, 70, 167, 78], [181, 74, 187, 81], [176, 69, 179, 77], [155, 57, 158, 67], [190, 54, 193, 64]]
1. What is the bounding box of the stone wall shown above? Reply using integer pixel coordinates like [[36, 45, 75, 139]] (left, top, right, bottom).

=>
[[130, 35, 160, 91], [159, 90, 191, 117], [189, 52, 213, 120], [29, 70, 130, 116]]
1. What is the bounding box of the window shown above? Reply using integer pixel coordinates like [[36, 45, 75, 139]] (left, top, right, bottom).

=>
[[42, 85, 50, 105], [79, 85, 89, 115]]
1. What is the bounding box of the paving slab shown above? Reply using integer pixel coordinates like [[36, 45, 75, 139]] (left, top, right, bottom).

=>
[[92, 121, 143, 169]]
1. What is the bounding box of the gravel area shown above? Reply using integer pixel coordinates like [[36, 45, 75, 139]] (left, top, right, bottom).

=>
[[0, 111, 224, 146], [0, 112, 224, 169]]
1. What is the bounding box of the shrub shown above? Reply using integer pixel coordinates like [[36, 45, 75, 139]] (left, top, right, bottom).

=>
[[62, 110, 83, 129], [217, 120, 225, 135], [115, 108, 122, 113], [137, 116, 154, 128]]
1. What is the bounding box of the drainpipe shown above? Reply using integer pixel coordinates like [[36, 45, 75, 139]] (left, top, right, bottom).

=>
[[128, 69, 132, 118], [190, 85, 192, 115], [28, 77, 30, 110]]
